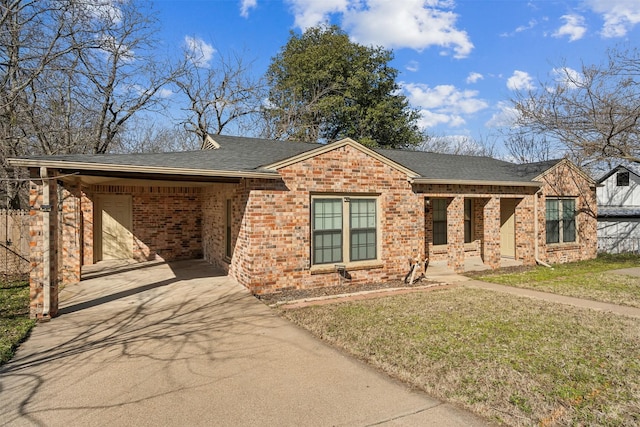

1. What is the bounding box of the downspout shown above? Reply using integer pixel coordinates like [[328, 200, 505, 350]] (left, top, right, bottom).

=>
[[534, 188, 552, 268], [41, 167, 51, 317]]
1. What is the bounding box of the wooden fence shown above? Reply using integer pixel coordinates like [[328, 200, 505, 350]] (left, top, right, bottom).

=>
[[0, 209, 30, 278]]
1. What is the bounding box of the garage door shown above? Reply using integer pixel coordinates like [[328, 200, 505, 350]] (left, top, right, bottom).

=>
[[98, 195, 133, 260]]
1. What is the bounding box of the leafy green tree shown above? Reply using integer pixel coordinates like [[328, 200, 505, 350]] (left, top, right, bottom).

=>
[[264, 25, 421, 148]]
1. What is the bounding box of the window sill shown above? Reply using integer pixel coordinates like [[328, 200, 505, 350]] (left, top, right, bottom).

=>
[[310, 261, 383, 275], [546, 242, 580, 251]]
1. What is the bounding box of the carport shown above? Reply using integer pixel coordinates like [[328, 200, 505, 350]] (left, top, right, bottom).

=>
[[11, 152, 280, 319]]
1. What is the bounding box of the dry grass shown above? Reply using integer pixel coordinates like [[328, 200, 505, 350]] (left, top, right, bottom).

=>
[[281, 288, 640, 426], [473, 254, 640, 308]]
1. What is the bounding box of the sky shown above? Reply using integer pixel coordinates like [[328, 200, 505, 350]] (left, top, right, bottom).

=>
[[150, 0, 640, 153]]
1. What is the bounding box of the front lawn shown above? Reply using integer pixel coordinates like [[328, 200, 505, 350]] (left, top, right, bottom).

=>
[[0, 279, 36, 365], [282, 288, 640, 426], [472, 254, 640, 307]]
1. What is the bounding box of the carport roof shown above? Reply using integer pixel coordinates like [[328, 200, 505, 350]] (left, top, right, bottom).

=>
[[9, 134, 556, 186]]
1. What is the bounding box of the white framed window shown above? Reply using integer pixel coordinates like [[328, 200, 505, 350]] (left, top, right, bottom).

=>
[[546, 198, 576, 244], [311, 195, 378, 265]]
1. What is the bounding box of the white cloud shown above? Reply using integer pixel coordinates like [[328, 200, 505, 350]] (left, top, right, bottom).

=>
[[552, 14, 587, 41], [466, 72, 483, 84], [506, 70, 535, 91], [485, 101, 519, 128], [586, 0, 640, 37], [406, 60, 420, 72], [157, 88, 174, 99], [402, 82, 488, 129], [285, 0, 348, 29], [285, 0, 473, 58], [343, 0, 473, 58], [184, 36, 215, 67], [80, 0, 123, 23], [552, 67, 584, 89], [240, 0, 257, 17]]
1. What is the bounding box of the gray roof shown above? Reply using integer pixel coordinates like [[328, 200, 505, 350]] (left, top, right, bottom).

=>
[[17, 135, 320, 173], [598, 206, 640, 218], [597, 164, 640, 184], [377, 148, 542, 183], [10, 134, 563, 185]]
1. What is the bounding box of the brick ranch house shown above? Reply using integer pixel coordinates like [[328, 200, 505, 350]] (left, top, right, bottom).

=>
[[9, 135, 597, 319]]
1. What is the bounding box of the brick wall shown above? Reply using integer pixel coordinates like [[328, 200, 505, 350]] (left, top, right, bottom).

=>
[[28, 173, 59, 319], [86, 185, 203, 262], [537, 162, 597, 264], [228, 145, 424, 294]]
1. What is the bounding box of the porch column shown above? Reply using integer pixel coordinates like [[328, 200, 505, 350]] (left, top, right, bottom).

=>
[[447, 196, 464, 273], [28, 168, 59, 320], [60, 179, 82, 286], [482, 196, 501, 268]]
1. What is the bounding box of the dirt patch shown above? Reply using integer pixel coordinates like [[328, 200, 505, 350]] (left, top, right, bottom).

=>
[[255, 278, 441, 305]]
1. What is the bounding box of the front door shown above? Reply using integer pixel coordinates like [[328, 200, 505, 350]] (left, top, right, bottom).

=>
[[500, 199, 517, 258], [98, 195, 133, 260]]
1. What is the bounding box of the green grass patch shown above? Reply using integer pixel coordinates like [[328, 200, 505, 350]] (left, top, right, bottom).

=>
[[474, 254, 640, 307], [0, 279, 36, 365], [282, 288, 640, 426]]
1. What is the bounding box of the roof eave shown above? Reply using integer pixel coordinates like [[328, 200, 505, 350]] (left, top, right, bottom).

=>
[[411, 178, 542, 187], [8, 158, 281, 180]]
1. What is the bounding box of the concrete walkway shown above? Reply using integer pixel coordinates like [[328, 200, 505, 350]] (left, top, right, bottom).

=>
[[0, 260, 490, 427]]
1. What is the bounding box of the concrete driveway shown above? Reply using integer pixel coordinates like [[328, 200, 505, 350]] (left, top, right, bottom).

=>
[[0, 260, 488, 426]]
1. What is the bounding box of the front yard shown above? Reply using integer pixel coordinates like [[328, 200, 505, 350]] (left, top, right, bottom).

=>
[[281, 255, 640, 426], [471, 254, 640, 308]]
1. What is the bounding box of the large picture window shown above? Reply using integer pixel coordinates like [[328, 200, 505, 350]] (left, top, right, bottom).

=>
[[546, 199, 576, 244], [312, 196, 377, 265], [432, 198, 447, 245]]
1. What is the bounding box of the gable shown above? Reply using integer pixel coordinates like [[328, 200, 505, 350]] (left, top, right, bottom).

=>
[[263, 138, 419, 178]]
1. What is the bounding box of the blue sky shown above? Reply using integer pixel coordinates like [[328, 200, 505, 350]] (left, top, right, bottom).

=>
[[151, 0, 640, 152]]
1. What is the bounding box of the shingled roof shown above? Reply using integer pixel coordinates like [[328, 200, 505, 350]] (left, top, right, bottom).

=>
[[9, 134, 562, 185]]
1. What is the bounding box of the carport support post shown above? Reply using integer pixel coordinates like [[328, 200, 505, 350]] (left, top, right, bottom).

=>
[[28, 168, 59, 320]]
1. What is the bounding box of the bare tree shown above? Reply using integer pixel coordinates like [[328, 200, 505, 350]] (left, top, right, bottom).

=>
[[0, 0, 180, 207], [511, 45, 640, 167], [73, 0, 182, 154], [417, 133, 497, 157], [174, 46, 265, 146], [113, 117, 198, 153], [503, 133, 554, 164]]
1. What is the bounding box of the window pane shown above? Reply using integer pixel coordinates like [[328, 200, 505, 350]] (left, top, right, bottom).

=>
[[546, 220, 559, 244], [562, 199, 576, 242], [433, 199, 447, 221], [432, 199, 447, 245], [350, 230, 376, 261], [433, 222, 447, 245], [313, 199, 342, 264], [350, 199, 376, 229], [617, 172, 629, 186], [313, 199, 342, 231], [313, 231, 342, 264], [464, 199, 472, 243], [546, 200, 559, 220], [350, 199, 376, 261]]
